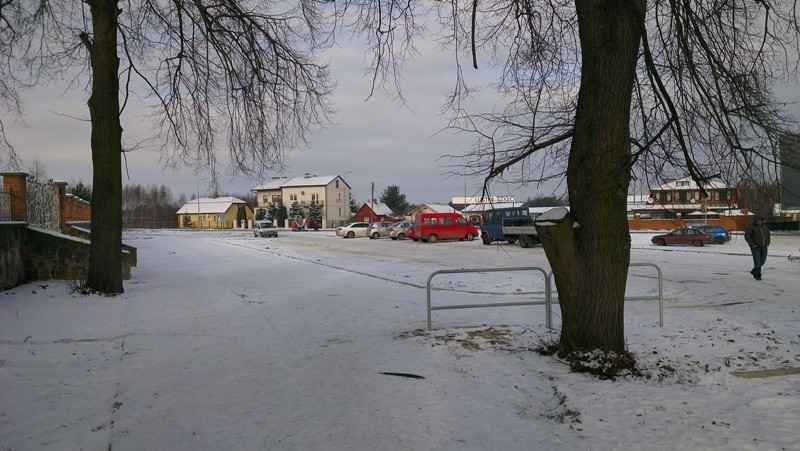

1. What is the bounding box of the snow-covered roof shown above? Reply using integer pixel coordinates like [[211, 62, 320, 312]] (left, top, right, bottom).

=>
[[176, 197, 248, 215], [280, 175, 338, 188], [252, 178, 288, 191], [632, 203, 739, 211], [423, 204, 460, 214], [462, 202, 522, 212], [654, 176, 728, 191], [363, 202, 395, 216], [254, 175, 349, 191]]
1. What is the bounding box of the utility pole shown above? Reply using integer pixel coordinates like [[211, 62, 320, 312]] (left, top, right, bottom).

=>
[[370, 182, 374, 223]]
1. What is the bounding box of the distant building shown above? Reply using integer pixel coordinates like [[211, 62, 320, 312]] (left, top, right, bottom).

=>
[[461, 202, 522, 225], [176, 197, 253, 229], [777, 133, 800, 220], [252, 174, 351, 227], [407, 204, 460, 222], [354, 201, 397, 223], [631, 175, 739, 219]]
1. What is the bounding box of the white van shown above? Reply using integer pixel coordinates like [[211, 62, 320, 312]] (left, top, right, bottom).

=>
[[254, 220, 278, 238]]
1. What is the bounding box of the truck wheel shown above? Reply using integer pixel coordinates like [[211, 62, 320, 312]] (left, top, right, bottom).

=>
[[519, 235, 531, 248], [428, 234, 438, 243], [482, 234, 491, 245]]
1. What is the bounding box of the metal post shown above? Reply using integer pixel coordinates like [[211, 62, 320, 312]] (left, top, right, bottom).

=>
[[197, 177, 206, 228]]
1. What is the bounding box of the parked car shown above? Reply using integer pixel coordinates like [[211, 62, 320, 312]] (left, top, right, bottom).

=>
[[253, 219, 278, 238], [414, 212, 478, 243], [368, 221, 394, 239], [336, 222, 370, 238], [651, 227, 712, 246], [687, 223, 731, 244], [389, 221, 414, 240]]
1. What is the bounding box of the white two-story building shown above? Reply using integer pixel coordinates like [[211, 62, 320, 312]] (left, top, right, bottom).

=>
[[253, 174, 351, 227]]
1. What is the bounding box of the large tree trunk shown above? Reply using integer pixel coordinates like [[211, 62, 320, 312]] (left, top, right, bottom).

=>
[[538, 1, 645, 354], [86, 0, 124, 294]]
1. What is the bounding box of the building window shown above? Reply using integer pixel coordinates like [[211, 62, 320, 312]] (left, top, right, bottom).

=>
[[262, 195, 268, 204], [272, 195, 281, 203], [311, 193, 319, 202], [289, 194, 297, 202], [676, 180, 690, 187], [718, 190, 730, 201], [335, 180, 339, 188], [658, 192, 670, 203], [678, 191, 689, 202]]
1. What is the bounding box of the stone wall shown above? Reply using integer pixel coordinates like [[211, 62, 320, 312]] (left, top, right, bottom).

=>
[[0, 224, 135, 290], [0, 223, 26, 290], [23, 227, 92, 281]]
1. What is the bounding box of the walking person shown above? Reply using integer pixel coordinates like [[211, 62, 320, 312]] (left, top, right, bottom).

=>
[[744, 215, 771, 280]]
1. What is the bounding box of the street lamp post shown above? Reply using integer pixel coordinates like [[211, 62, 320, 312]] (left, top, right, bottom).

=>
[[197, 178, 206, 228]]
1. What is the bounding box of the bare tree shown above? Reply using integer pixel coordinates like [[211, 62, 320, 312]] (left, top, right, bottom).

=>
[[27, 155, 47, 181], [1, 1, 333, 293], [338, 0, 798, 360]]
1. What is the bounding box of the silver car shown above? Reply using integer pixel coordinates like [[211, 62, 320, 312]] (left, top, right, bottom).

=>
[[336, 222, 370, 238], [368, 221, 394, 239], [389, 221, 414, 240]]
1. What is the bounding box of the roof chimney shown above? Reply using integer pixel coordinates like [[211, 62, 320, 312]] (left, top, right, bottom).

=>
[[304, 173, 311, 178]]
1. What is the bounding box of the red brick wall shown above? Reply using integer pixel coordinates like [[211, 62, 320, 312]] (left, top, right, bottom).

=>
[[628, 215, 753, 232], [1, 172, 29, 221], [64, 194, 91, 222]]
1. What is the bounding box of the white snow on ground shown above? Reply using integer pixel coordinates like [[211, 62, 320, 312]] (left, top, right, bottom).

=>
[[1, 229, 798, 450]]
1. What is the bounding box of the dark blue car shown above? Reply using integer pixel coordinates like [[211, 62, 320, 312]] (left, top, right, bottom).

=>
[[687, 224, 731, 244]]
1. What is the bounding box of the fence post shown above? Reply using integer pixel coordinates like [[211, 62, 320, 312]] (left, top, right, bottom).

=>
[[1, 172, 30, 222]]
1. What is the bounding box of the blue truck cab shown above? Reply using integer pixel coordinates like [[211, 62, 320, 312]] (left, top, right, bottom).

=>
[[481, 206, 534, 245]]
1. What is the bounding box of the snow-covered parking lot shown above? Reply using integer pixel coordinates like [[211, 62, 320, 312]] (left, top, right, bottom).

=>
[[1, 229, 798, 450]]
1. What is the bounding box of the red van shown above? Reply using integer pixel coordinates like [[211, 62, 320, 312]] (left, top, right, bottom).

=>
[[414, 213, 478, 243]]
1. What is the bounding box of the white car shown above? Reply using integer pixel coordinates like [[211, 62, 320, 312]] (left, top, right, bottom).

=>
[[336, 222, 370, 238], [253, 220, 278, 238]]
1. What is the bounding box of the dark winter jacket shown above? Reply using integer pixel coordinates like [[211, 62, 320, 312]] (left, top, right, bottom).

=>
[[744, 216, 771, 248]]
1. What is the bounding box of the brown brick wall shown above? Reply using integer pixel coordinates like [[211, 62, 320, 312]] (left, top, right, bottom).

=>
[[628, 215, 753, 232]]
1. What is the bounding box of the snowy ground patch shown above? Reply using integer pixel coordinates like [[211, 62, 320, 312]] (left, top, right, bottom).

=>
[[1, 229, 798, 449]]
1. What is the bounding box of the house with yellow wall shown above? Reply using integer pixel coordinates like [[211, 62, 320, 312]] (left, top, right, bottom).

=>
[[176, 197, 254, 229]]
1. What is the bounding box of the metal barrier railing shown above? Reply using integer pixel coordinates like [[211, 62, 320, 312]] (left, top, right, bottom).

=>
[[546, 262, 664, 327], [426, 262, 663, 331], [426, 266, 552, 331]]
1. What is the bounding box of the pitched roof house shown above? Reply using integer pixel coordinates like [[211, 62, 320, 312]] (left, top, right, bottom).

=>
[[353, 201, 397, 223], [176, 197, 253, 229]]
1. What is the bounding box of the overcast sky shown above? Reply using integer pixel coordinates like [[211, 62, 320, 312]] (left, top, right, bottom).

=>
[[2, 30, 798, 206], [3, 40, 532, 206]]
